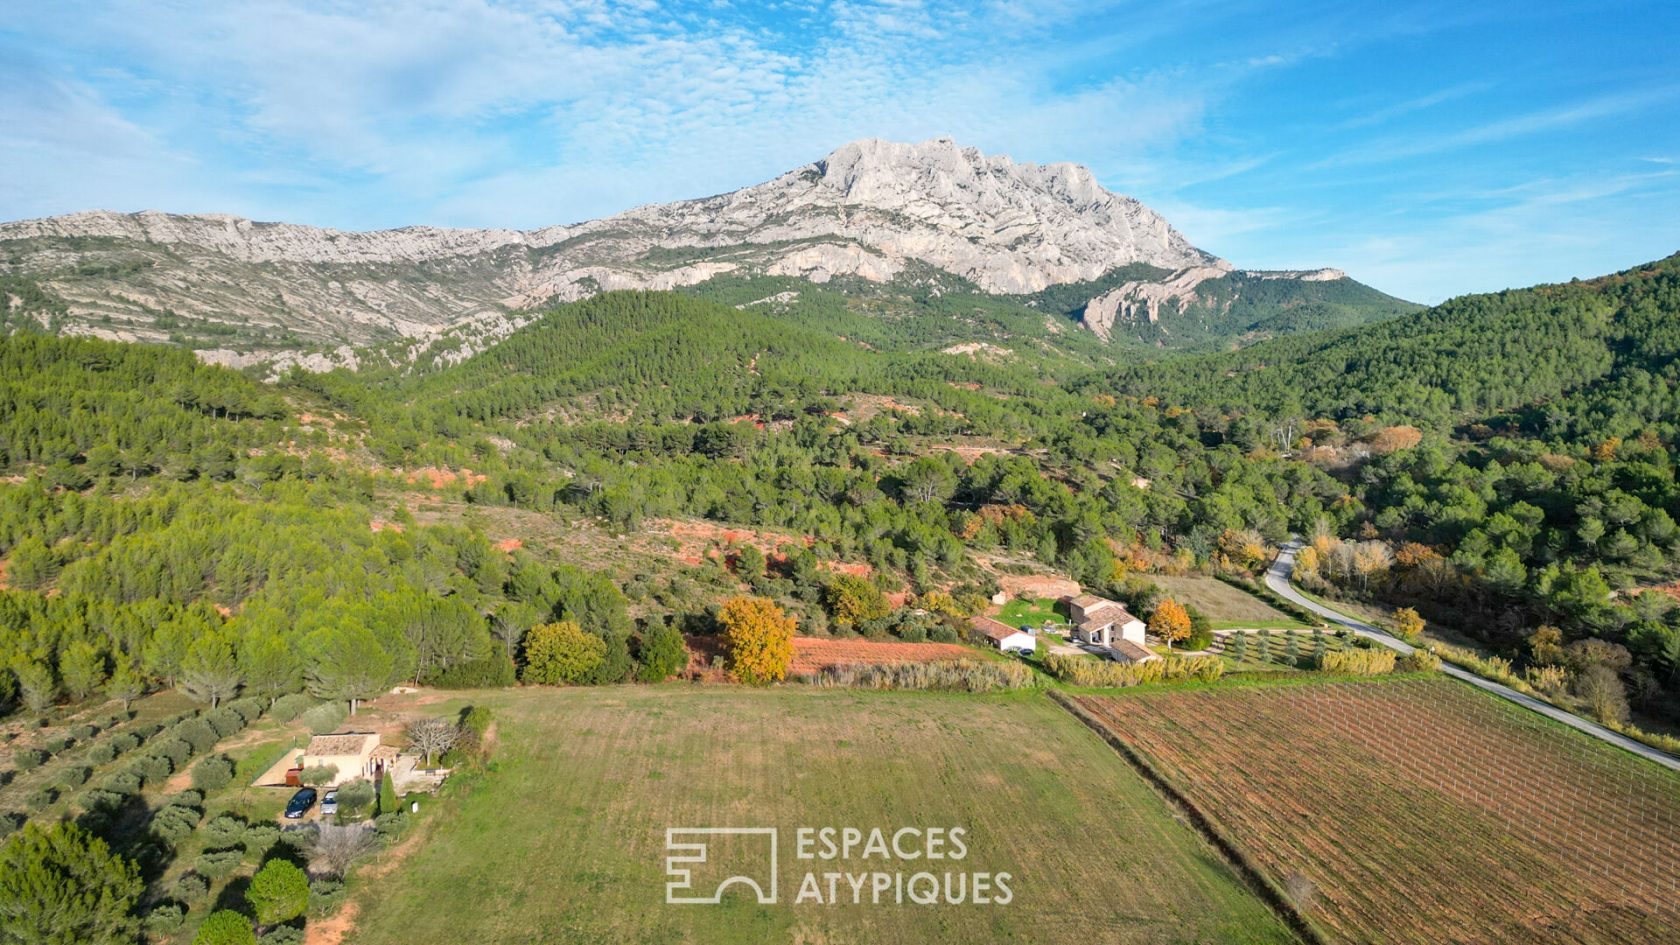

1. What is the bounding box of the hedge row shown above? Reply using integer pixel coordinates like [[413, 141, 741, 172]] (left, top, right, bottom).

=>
[[1045, 653, 1225, 687]]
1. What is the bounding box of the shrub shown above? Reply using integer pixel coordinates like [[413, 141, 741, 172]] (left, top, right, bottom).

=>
[[335, 779, 377, 819], [1317, 648, 1397, 676], [801, 660, 1036, 692], [1391, 607, 1425, 644], [520, 620, 606, 685], [259, 925, 305, 945], [25, 787, 57, 811], [301, 702, 347, 735], [1524, 664, 1570, 697], [1224, 633, 1248, 661], [270, 693, 317, 723], [246, 858, 309, 925], [12, 749, 45, 771], [378, 771, 399, 816], [100, 770, 142, 797], [172, 871, 210, 903], [153, 738, 193, 768], [40, 735, 72, 755], [719, 597, 796, 685], [192, 755, 236, 793], [87, 741, 119, 765], [1397, 649, 1441, 672], [374, 811, 407, 842], [204, 708, 244, 739], [174, 719, 218, 755], [299, 766, 338, 787], [152, 804, 202, 843], [143, 902, 186, 937], [79, 780, 125, 810], [634, 622, 689, 683], [242, 822, 279, 858], [109, 732, 141, 754], [70, 724, 97, 741], [1043, 653, 1224, 687], [130, 753, 172, 786], [58, 765, 91, 789], [226, 698, 265, 725], [195, 847, 244, 879], [1574, 666, 1630, 725], [201, 812, 249, 849], [427, 653, 517, 689], [307, 876, 345, 915], [0, 812, 24, 838], [192, 909, 255, 945]]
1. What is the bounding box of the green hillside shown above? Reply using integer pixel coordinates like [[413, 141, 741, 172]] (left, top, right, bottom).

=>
[[1095, 253, 1680, 438]]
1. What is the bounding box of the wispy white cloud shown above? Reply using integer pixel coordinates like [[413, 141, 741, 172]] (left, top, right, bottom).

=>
[[3, 0, 1679, 303], [1312, 86, 1680, 168]]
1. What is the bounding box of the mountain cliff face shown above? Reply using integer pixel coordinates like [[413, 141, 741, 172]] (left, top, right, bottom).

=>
[[0, 137, 1404, 368]]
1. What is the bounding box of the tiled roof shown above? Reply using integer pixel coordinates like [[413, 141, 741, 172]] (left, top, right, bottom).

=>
[[970, 615, 1027, 643], [304, 732, 379, 757], [1111, 640, 1156, 663]]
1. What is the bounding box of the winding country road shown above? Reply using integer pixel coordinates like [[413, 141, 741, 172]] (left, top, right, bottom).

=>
[[1266, 542, 1680, 773]]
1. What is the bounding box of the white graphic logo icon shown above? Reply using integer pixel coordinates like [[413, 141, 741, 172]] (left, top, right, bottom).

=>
[[665, 827, 778, 904]]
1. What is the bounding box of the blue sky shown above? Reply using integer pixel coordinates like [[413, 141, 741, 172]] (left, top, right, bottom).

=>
[[2, 1, 1677, 302]]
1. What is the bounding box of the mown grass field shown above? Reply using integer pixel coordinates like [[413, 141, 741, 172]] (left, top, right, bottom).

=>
[[1150, 574, 1306, 629], [1076, 677, 1680, 945], [996, 596, 1064, 628], [347, 687, 1296, 945]]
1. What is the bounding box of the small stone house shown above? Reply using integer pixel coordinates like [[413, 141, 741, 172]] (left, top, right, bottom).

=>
[[299, 732, 393, 787], [969, 615, 1036, 654], [1062, 594, 1154, 663]]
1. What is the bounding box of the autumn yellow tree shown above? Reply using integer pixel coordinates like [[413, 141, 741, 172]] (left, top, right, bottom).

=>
[[720, 596, 795, 685], [1391, 607, 1425, 643], [1150, 598, 1192, 650]]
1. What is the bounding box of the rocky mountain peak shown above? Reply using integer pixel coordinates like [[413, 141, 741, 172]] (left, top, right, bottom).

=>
[[0, 136, 1389, 368]]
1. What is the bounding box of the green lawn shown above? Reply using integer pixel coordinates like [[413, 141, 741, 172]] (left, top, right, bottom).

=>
[[346, 687, 1296, 945], [996, 596, 1064, 629]]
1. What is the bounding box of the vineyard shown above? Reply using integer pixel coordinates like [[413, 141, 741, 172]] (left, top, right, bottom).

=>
[[1075, 678, 1680, 945]]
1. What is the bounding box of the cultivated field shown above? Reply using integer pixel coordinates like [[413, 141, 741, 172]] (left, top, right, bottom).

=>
[[1150, 574, 1305, 629], [346, 688, 1296, 945], [1075, 678, 1680, 945], [787, 637, 975, 674]]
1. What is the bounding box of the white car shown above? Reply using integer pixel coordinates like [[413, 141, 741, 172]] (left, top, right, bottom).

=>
[[319, 789, 338, 816]]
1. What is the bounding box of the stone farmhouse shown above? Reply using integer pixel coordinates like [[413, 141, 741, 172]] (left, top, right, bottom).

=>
[[1063, 593, 1155, 664]]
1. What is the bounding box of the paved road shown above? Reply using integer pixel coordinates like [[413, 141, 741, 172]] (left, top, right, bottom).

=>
[[1266, 541, 1680, 774]]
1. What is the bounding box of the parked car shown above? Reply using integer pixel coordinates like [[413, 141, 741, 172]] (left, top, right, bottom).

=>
[[320, 789, 338, 816], [283, 787, 318, 819]]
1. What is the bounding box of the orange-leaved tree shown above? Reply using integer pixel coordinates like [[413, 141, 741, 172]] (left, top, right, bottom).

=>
[[719, 596, 795, 685], [1150, 598, 1192, 650]]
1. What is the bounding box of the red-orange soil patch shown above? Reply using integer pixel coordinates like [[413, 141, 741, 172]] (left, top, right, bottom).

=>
[[789, 637, 973, 674]]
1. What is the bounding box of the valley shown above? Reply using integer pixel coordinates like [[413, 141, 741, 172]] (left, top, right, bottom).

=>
[[1, 138, 1678, 945]]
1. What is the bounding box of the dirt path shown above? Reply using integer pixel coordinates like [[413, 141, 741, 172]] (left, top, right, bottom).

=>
[[302, 796, 444, 945], [163, 723, 292, 793]]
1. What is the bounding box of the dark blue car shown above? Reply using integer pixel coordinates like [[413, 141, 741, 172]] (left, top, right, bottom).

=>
[[284, 787, 318, 819]]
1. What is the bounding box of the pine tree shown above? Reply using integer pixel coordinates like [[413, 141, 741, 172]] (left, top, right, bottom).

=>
[[0, 821, 143, 945]]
